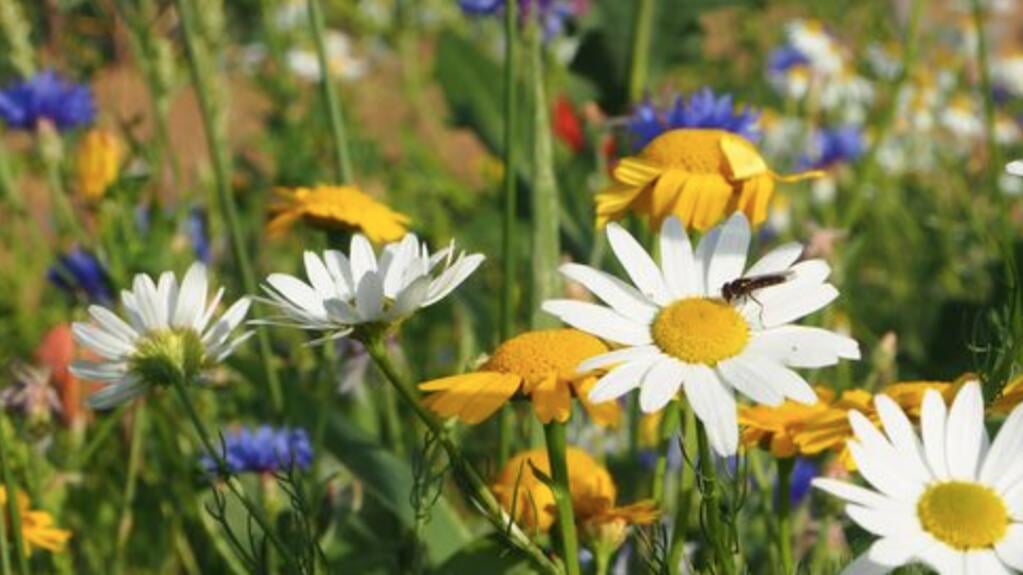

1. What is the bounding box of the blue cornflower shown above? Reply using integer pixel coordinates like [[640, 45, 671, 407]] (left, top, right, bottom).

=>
[[203, 426, 313, 475], [767, 45, 811, 76], [48, 248, 112, 305], [0, 70, 95, 132], [787, 458, 817, 505], [797, 126, 864, 170], [628, 88, 761, 151], [458, 0, 585, 38], [189, 207, 212, 264]]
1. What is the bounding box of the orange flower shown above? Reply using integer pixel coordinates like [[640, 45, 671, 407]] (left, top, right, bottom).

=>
[[0, 487, 71, 555], [266, 185, 410, 243], [739, 387, 833, 457]]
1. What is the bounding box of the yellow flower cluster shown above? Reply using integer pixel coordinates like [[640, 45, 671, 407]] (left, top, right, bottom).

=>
[[0, 487, 71, 555], [490, 447, 658, 548], [74, 128, 122, 202], [266, 184, 410, 243]]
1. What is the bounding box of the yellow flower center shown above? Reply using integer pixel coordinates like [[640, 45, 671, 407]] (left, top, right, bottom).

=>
[[651, 298, 749, 365], [484, 329, 609, 383], [641, 129, 735, 173], [917, 481, 1008, 550]]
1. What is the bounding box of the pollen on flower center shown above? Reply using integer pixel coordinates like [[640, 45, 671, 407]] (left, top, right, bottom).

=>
[[483, 329, 608, 383], [651, 298, 749, 365], [917, 481, 1008, 550], [640, 129, 734, 173]]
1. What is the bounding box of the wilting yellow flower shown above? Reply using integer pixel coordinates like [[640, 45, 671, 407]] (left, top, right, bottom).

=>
[[596, 129, 822, 231], [739, 387, 833, 458], [266, 185, 410, 243], [990, 375, 1023, 415], [491, 447, 657, 542], [794, 381, 959, 469], [0, 487, 71, 554], [419, 329, 620, 426], [74, 128, 122, 202]]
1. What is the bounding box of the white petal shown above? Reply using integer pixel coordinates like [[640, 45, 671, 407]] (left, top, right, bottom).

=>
[[203, 297, 251, 348], [715, 355, 785, 406], [874, 394, 932, 485], [692, 225, 721, 295], [349, 234, 378, 285], [844, 504, 919, 538], [172, 263, 208, 329], [965, 550, 1011, 575], [1002, 482, 1023, 521], [424, 253, 485, 306], [838, 552, 891, 575], [745, 242, 803, 277], [868, 534, 932, 567], [576, 345, 661, 373], [730, 353, 817, 404], [381, 234, 419, 298], [756, 283, 839, 328], [154, 271, 176, 328], [982, 401, 1023, 486], [323, 249, 355, 299], [132, 274, 162, 329], [389, 275, 430, 319], [266, 274, 327, 316], [542, 300, 653, 346], [87, 305, 138, 343], [921, 389, 951, 480], [923, 543, 966, 575], [744, 326, 860, 368], [70, 360, 128, 382], [847, 438, 923, 501], [683, 364, 738, 456], [588, 359, 657, 403], [559, 263, 658, 323], [606, 222, 670, 304], [638, 358, 685, 412], [355, 272, 384, 321], [704, 213, 750, 297], [946, 381, 984, 481], [87, 377, 147, 409], [197, 287, 224, 332], [995, 524, 1023, 570], [304, 251, 338, 300], [659, 216, 699, 298], [811, 478, 893, 510], [72, 323, 135, 359]]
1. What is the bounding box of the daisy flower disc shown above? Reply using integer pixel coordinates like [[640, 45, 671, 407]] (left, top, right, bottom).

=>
[[70, 263, 253, 409], [813, 381, 1023, 575], [543, 213, 860, 455]]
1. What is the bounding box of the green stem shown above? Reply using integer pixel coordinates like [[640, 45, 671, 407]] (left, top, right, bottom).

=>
[[113, 404, 147, 575], [526, 18, 560, 329], [626, 0, 655, 104], [697, 424, 734, 575], [542, 422, 581, 575], [307, 0, 355, 183], [174, 0, 283, 412], [970, 0, 1000, 191], [0, 426, 28, 575], [666, 401, 696, 575], [36, 125, 85, 244], [0, 128, 21, 213], [365, 338, 563, 575], [497, 0, 520, 470], [169, 379, 297, 567], [776, 458, 795, 575], [651, 404, 681, 504]]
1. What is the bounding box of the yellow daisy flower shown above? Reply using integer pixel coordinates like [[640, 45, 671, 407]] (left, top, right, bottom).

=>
[[596, 129, 822, 231], [738, 387, 834, 458], [419, 329, 621, 426], [0, 487, 71, 555], [491, 446, 658, 540], [74, 128, 122, 202], [266, 184, 410, 243], [794, 381, 959, 469]]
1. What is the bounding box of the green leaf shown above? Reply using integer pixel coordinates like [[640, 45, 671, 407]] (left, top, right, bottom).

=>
[[432, 536, 537, 575]]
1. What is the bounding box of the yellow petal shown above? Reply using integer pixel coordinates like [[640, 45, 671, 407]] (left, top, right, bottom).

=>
[[457, 373, 523, 424], [772, 169, 826, 183], [720, 134, 768, 180], [732, 175, 774, 227], [530, 374, 573, 424], [595, 182, 648, 228], [649, 169, 687, 228], [574, 378, 621, 428], [613, 157, 663, 186]]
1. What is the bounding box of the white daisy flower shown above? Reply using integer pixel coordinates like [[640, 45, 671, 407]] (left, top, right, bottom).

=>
[[542, 213, 859, 456], [258, 232, 484, 342], [1006, 160, 1023, 178], [70, 263, 253, 409], [813, 381, 1023, 575]]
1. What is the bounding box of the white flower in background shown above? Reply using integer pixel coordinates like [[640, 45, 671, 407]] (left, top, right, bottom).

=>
[[819, 69, 874, 123], [543, 214, 859, 456], [1007, 160, 1023, 177], [258, 233, 484, 342], [994, 53, 1023, 98], [70, 263, 253, 409], [814, 382, 1023, 574], [940, 94, 983, 142], [996, 114, 1022, 146], [867, 42, 901, 80], [286, 30, 367, 82], [273, 0, 308, 31], [786, 19, 843, 76]]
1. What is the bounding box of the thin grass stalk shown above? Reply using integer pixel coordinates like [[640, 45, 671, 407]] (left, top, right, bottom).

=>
[[667, 400, 696, 575], [307, 0, 355, 183], [113, 404, 147, 575], [542, 421, 581, 575], [697, 424, 735, 575], [0, 426, 28, 575], [970, 0, 1000, 192], [365, 338, 563, 575], [498, 0, 520, 470], [651, 402, 681, 504], [527, 18, 560, 329], [0, 128, 21, 212], [626, 0, 654, 104], [173, 0, 284, 412], [775, 457, 795, 574]]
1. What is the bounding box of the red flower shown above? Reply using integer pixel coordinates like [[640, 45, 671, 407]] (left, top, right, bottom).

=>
[[553, 95, 584, 153]]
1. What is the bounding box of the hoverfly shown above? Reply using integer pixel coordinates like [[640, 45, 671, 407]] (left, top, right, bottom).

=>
[[721, 271, 794, 306]]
